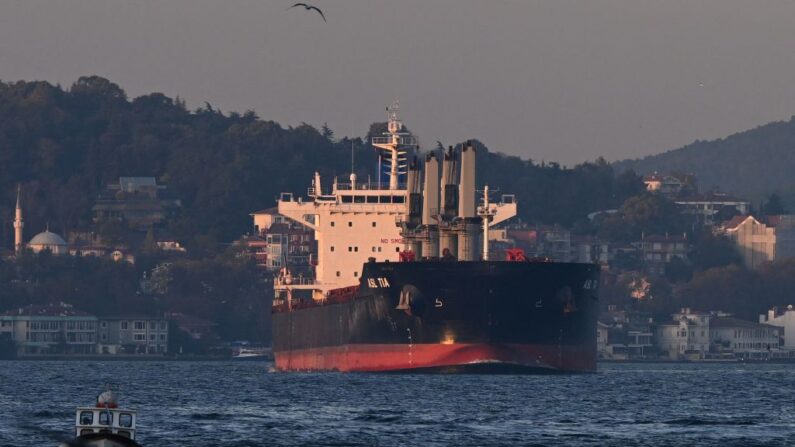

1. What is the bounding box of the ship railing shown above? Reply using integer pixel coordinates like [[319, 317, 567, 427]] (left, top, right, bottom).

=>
[[275, 276, 316, 286], [335, 182, 406, 191], [371, 136, 417, 146]]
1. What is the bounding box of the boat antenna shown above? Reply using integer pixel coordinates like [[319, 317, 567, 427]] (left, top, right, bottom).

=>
[[351, 140, 355, 175]]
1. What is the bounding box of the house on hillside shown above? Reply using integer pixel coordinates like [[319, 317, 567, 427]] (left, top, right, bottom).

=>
[[717, 215, 795, 268], [676, 191, 750, 226], [92, 177, 181, 229]]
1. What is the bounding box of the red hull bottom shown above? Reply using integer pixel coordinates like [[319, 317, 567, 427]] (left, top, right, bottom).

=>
[[275, 343, 595, 373]]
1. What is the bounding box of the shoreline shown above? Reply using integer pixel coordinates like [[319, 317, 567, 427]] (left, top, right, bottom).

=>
[[0, 355, 272, 362]]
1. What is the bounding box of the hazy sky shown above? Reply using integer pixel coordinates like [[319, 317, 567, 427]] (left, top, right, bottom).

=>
[[2, 1, 795, 165]]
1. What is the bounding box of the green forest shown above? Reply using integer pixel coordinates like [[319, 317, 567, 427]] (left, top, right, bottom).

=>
[[0, 76, 644, 250]]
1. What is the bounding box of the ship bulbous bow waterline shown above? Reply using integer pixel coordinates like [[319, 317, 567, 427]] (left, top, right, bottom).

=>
[[272, 260, 600, 373]]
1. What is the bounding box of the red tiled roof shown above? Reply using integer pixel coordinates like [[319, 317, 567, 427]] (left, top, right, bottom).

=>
[[722, 215, 752, 230]]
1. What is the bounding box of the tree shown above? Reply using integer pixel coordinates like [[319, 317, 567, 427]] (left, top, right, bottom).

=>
[[321, 122, 334, 141], [691, 232, 742, 271], [762, 193, 787, 215]]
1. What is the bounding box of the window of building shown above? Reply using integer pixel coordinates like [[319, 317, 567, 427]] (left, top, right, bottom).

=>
[[354, 247, 358, 252], [378, 247, 382, 252], [150, 334, 156, 340], [121, 321, 128, 330], [372, 247, 376, 252], [134, 321, 145, 330], [160, 322, 167, 330], [160, 334, 166, 341], [150, 321, 156, 330], [134, 334, 146, 341], [101, 334, 107, 342], [100, 321, 107, 328]]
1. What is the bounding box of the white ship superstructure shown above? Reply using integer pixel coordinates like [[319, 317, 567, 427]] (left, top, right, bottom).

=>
[[274, 104, 516, 303]]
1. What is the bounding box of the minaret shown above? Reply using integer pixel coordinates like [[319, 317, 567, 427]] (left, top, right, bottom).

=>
[[13, 184, 23, 253]]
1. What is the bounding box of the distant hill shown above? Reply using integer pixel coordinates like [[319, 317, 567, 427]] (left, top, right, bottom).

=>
[[0, 76, 645, 251], [613, 117, 795, 207]]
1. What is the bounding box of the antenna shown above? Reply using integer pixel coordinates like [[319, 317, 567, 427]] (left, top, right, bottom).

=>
[[351, 140, 355, 175]]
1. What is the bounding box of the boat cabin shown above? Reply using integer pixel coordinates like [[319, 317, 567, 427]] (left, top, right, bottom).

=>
[[75, 407, 137, 440]]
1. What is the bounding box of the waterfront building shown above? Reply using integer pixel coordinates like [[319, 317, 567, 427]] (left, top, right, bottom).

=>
[[0, 304, 97, 355], [655, 308, 711, 360], [709, 317, 780, 359], [760, 305, 795, 349], [97, 316, 169, 354]]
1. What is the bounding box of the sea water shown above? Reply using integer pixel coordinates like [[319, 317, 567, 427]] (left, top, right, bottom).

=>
[[1, 361, 794, 446]]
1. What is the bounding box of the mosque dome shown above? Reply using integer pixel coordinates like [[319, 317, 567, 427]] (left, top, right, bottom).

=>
[[28, 230, 68, 255]]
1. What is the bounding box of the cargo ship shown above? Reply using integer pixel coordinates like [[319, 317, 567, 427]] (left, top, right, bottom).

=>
[[271, 103, 599, 373]]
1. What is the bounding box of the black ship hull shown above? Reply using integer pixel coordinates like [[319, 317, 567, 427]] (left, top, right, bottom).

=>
[[273, 260, 600, 373]]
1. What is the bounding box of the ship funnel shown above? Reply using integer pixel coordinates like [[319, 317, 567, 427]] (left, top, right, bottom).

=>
[[406, 157, 422, 223], [440, 146, 459, 219], [421, 152, 440, 258], [459, 142, 476, 218], [456, 142, 479, 261], [422, 152, 440, 225], [438, 146, 459, 258]]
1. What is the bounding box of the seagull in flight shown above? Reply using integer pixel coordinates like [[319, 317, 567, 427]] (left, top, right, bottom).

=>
[[288, 3, 326, 22]]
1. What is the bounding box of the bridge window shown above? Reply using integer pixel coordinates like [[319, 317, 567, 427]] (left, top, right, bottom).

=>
[[393, 196, 405, 204], [348, 247, 352, 252], [396, 247, 400, 252], [348, 222, 352, 227], [341, 196, 353, 203], [80, 411, 93, 425], [372, 222, 376, 227], [99, 412, 112, 426], [119, 413, 133, 428], [330, 246, 334, 252], [366, 196, 378, 203], [379, 196, 391, 203], [331, 222, 335, 227], [354, 247, 359, 252], [354, 196, 366, 204], [118, 430, 132, 438], [336, 271, 340, 277], [354, 272, 358, 277]]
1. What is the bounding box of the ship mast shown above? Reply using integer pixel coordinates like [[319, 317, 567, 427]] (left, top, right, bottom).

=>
[[372, 101, 417, 190]]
